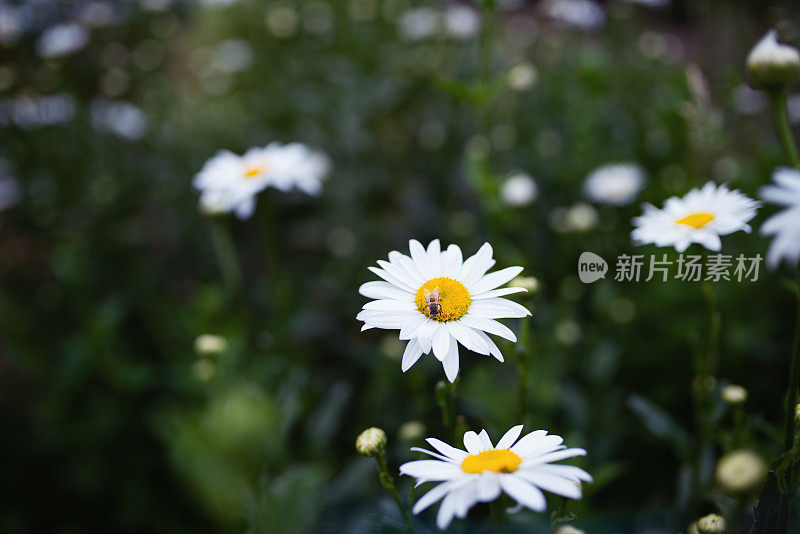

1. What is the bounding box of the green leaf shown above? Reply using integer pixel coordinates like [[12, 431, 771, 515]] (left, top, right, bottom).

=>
[[750, 471, 789, 534]]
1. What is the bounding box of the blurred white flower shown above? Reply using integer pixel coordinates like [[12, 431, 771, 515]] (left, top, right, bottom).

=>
[[194, 334, 228, 356], [213, 39, 253, 74], [759, 167, 800, 269], [37, 23, 89, 58], [400, 425, 591, 529], [500, 172, 539, 207], [539, 0, 605, 32], [632, 182, 759, 252], [507, 63, 538, 91], [620, 0, 669, 7], [2, 94, 76, 129], [199, 0, 239, 6], [80, 2, 118, 28], [583, 163, 645, 206], [715, 450, 766, 495], [91, 99, 148, 141], [358, 239, 531, 382], [732, 84, 766, 116], [397, 7, 439, 41], [746, 29, 800, 90], [194, 143, 329, 219], [443, 5, 480, 40], [0, 6, 22, 46]]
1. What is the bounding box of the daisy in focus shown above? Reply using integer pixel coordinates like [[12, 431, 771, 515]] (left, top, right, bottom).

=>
[[760, 167, 800, 269], [631, 181, 758, 252], [400, 425, 592, 530], [582, 162, 645, 206], [193, 142, 329, 219], [357, 240, 531, 382]]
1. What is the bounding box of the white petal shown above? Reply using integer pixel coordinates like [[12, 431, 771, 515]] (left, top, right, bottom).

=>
[[425, 438, 469, 462], [443, 244, 463, 278], [457, 242, 493, 286], [462, 316, 516, 342], [432, 324, 451, 362], [378, 259, 421, 292], [412, 481, 456, 515], [362, 299, 417, 312], [417, 319, 437, 353], [499, 475, 546, 512], [447, 321, 489, 355], [463, 431, 484, 455], [471, 287, 528, 299], [478, 429, 494, 450], [528, 448, 587, 465], [442, 336, 460, 382], [368, 266, 417, 293], [469, 298, 531, 319], [470, 266, 524, 295], [399, 314, 427, 340], [495, 425, 524, 450], [409, 239, 433, 279], [427, 239, 442, 273], [530, 463, 593, 483], [399, 460, 462, 481], [475, 475, 502, 502], [516, 470, 583, 499], [473, 329, 505, 362], [358, 281, 413, 300], [401, 339, 424, 372]]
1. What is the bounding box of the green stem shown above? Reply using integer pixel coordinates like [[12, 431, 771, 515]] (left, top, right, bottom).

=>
[[258, 196, 289, 320], [782, 265, 800, 452], [375, 453, 413, 532], [489, 498, 505, 534], [702, 280, 721, 380], [436, 380, 458, 442], [768, 89, 800, 169], [516, 316, 531, 423], [209, 217, 241, 295]]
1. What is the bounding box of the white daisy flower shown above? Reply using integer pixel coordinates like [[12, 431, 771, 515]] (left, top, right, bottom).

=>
[[357, 240, 531, 382], [760, 167, 800, 269], [583, 163, 645, 206], [193, 143, 329, 219], [37, 23, 90, 58], [631, 181, 759, 252], [400, 426, 592, 530]]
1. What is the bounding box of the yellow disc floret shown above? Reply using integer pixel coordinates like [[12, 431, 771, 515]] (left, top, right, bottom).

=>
[[415, 277, 471, 322], [461, 449, 522, 474], [676, 212, 714, 229], [243, 165, 266, 178]]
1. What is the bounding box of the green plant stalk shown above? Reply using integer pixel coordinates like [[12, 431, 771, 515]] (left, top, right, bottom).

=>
[[782, 265, 800, 452], [769, 89, 800, 169], [258, 196, 290, 323], [489, 498, 506, 534], [516, 316, 531, 423], [375, 453, 413, 532], [209, 216, 241, 295]]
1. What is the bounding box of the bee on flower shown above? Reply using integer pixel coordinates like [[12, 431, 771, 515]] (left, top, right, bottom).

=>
[[357, 239, 531, 382], [400, 425, 591, 529], [631, 181, 759, 252], [193, 142, 330, 219]]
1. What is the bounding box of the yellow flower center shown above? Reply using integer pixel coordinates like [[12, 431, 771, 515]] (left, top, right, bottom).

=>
[[461, 449, 522, 474], [414, 277, 471, 322], [676, 212, 714, 229], [243, 165, 266, 178]]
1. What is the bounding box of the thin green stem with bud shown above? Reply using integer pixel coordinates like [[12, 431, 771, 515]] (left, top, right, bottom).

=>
[[782, 265, 800, 452], [768, 89, 800, 169], [489, 498, 506, 534], [209, 216, 241, 295], [375, 453, 414, 532]]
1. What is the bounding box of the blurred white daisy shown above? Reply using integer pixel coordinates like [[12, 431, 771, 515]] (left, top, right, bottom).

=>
[[397, 7, 439, 41], [358, 240, 531, 382], [760, 167, 800, 269], [193, 143, 329, 219], [37, 23, 89, 58], [500, 172, 538, 207], [539, 0, 605, 32], [583, 163, 645, 206], [400, 425, 591, 530], [443, 5, 481, 40], [632, 182, 758, 252]]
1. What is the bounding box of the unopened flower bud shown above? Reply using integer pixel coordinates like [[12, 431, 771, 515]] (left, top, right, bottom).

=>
[[721, 384, 747, 405], [194, 334, 227, 356], [697, 513, 726, 534], [746, 30, 800, 90], [509, 275, 539, 293], [715, 449, 767, 494], [398, 420, 425, 442], [356, 427, 387, 457], [554, 526, 585, 534]]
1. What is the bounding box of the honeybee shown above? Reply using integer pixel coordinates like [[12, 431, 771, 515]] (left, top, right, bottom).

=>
[[422, 287, 441, 319]]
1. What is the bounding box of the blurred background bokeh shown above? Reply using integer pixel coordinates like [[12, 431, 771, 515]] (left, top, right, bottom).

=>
[[1, 0, 799, 532]]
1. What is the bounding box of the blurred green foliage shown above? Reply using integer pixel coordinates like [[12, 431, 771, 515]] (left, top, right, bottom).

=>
[[1, 0, 800, 532]]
